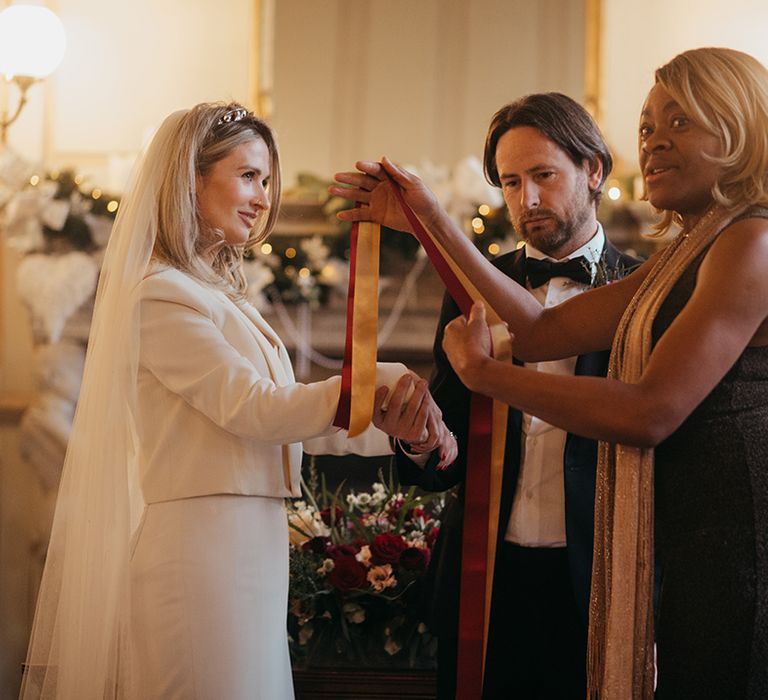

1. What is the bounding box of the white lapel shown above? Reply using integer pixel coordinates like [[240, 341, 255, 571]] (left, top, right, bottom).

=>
[[224, 294, 295, 386]]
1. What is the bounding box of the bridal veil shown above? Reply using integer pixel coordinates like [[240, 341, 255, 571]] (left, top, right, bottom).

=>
[[20, 110, 187, 699]]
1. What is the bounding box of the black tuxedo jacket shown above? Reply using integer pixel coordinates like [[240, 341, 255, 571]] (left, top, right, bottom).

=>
[[396, 240, 640, 634]]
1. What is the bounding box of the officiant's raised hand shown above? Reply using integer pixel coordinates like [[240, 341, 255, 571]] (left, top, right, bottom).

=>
[[372, 373, 458, 470], [331, 157, 445, 235]]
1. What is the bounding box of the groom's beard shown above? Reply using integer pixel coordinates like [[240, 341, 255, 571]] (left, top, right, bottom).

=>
[[515, 189, 594, 257]]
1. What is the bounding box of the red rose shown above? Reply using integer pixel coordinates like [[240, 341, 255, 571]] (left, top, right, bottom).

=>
[[320, 506, 344, 527], [302, 536, 331, 554], [326, 543, 359, 560], [370, 533, 407, 565], [399, 546, 430, 572], [327, 556, 368, 592]]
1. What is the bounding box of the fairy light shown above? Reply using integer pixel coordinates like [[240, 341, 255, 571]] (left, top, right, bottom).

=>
[[285, 247, 296, 259], [106, 200, 118, 213], [488, 243, 500, 255], [91, 188, 102, 200], [478, 204, 490, 216], [261, 242, 273, 255], [608, 186, 621, 201], [298, 267, 311, 278], [29, 174, 39, 186]]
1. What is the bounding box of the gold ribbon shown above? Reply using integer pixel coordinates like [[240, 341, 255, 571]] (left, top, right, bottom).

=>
[[348, 222, 380, 437]]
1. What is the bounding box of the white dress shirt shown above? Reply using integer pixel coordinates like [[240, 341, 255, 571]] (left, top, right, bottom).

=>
[[505, 226, 605, 547]]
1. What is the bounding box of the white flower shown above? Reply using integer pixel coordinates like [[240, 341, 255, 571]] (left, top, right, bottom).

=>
[[448, 155, 504, 219], [356, 492, 372, 508], [300, 235, 330, 267], [316, 258, 348, 289], [242, 258, 275, 310], [406, 535, 428, 550], [287, 504, 330, 546], [370, 491, 387, 506]]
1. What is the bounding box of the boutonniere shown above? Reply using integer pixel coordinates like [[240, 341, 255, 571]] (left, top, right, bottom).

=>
[[584, 251, 641, 289]]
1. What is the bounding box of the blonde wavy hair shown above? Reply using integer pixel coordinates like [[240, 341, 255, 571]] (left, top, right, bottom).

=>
[[152, 101, 282, 296], [648, 47, 768, 235]]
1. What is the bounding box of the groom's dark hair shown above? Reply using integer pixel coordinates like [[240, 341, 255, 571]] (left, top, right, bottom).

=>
[[483, 92, 612, 206]]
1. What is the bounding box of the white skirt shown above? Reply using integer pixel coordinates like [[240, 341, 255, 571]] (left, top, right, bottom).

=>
[[129, 494, 293, 699]]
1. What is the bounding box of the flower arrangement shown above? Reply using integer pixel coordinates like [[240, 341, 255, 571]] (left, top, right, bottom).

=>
[[2, 168, 120, 255], [244, 234, 347, 308], [287, 470, 442, 669]]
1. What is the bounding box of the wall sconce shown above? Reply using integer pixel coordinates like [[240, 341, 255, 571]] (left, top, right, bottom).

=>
[[0, 4, 66, 144]]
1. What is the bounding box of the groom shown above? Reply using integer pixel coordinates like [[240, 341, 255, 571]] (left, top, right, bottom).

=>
[[393, 93, 639, 698]]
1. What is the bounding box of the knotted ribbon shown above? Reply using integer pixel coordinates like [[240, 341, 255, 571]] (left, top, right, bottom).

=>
[[333, 182, 512, 697]]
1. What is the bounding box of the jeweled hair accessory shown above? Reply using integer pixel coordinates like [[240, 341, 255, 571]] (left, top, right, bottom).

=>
[[216, 107, 248, 126]]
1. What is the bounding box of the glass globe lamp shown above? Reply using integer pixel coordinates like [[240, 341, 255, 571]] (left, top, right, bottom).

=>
[[0, 4, 67, 143]]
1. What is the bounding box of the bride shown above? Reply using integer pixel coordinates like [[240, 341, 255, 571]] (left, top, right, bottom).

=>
[[21, 103, 456, 699]]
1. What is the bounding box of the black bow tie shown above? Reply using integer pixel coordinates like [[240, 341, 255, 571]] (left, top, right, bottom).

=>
[[524, 255, 592, 288]]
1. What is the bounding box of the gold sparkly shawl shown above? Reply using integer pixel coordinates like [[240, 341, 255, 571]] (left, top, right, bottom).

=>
[[587, 203, 746, 699]]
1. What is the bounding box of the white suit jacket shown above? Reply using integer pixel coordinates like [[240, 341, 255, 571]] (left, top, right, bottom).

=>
[[136, 266, 345, 503]]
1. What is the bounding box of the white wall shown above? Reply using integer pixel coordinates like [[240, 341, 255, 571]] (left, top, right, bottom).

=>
[[271, 0, 586, 187], [602, 0, 768, 174], [5, 0, 253, 189]]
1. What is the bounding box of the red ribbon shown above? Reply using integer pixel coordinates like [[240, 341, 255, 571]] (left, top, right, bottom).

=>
[[334, 182, 504, 696], [387, 181, 501, 697]]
